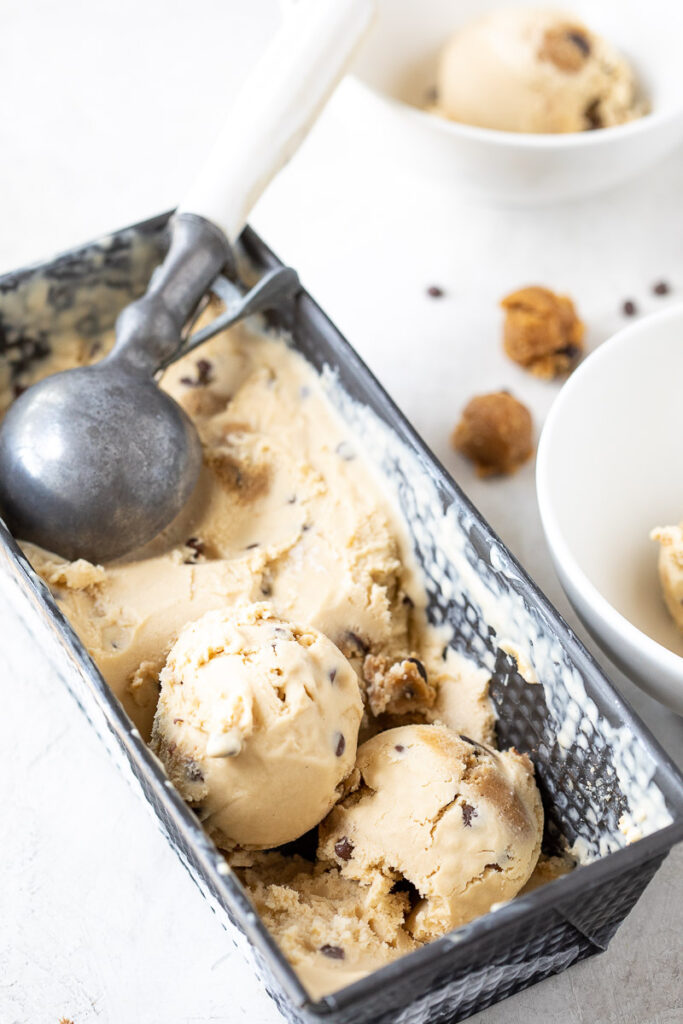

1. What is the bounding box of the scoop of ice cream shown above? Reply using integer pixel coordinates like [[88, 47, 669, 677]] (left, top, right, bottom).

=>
[[435, 8, 646, 133], [150, 604, 363, 849], [651, 523, 683, 632], [319, 724, 543, 940]]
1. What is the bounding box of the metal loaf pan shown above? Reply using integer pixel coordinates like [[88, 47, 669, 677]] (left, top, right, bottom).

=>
[[0, 212, 681, 1024]]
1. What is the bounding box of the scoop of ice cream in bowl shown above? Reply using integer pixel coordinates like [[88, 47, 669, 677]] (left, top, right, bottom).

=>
[[343, 0, 683, 203], [536, 305, 683, 714]]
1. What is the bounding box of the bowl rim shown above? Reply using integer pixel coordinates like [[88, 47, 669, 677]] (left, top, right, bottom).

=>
[[536, 304, 683, 693], [346, 73, 683, 149]]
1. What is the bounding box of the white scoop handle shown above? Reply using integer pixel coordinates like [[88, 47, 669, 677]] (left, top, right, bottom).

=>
[[178, 0, 374, 243]]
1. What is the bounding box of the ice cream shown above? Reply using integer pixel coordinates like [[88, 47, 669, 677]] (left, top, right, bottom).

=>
[[150, 604, 363, 849], [651, 522, 683, 632], [319, 725, 543, 940], [17, 309, 494, 747], [234, 851, 417, 999], [5, 298, 547, 998], [433, 8, 646, 134]]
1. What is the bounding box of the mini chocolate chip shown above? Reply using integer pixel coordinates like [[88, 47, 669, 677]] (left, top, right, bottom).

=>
[[653, 280, 670, 296], [566, 30, 591, 56], [461, 802, 477, 827], [302, 522, 311, 532], [173, 718, 184, 725], [184, 537, 205, 563], [320, 944, 345, 960], [402, 594, 415, 608], [245, 542, 259, 550], [12, 382, 27, 399], [485, 862, 502, 872], [406, 657, 428, 682], [334, 837, 354, 861], [196, 358, 213, 385], [345, 631, 369, 656], [584, 98, 602, 130], [426, 285, 444, 298], [442, 646, 449, 661], [167, 741, 177, 756], [181, 358, 213, 388], [394, 744, 405, 753], [286, 495, 297, 504], [260, 583, 272, 597], [622, 299, 637, 316], [334, 732, 346, 757], [329, 668, 337, 683], [186, 762, 204, 783], [558, 344, 581, 360]]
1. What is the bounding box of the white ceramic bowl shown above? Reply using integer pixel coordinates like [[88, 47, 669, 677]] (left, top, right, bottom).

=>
[[345, 0, 683, 204], [537, 306, 683, 713]]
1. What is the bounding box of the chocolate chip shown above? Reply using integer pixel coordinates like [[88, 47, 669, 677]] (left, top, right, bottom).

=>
[[186, 762, 204, 783], [334, 732, 346, 757], [442, 646, 449, 661], [394, 744, 405, 753], [345, 631, 369, 656], [567, 30, 590, 56], [584, 98, 602, 130], [653, 280, 670, 296], [334, 837, 354, 861], [485, 862, 502, 872], [173, 717, 184, 725], [196, 358, 213, 385], [558, 343, 581, 361], [406, 657, 428, 682], [461, 802, 477, 827], [260, 582, 272, 597], [402, 594, 414, 608], [245, 542, 260, 550], [320, 944, 345, 960], [426, 285, 444, 298], [181, 358, 213, 387], [286, 495, 297, 504], [12, 382, 27, 399], [329, 668, 337, 683], [622, 299, 637, 316], [184, 537, 205, 563]]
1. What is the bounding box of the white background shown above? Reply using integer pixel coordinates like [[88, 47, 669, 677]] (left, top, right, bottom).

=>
[[1, 2, 681, 1022]]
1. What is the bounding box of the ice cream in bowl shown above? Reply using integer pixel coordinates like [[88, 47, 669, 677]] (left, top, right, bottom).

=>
[[344, 0, 683, 202], [536, 304, 683, 714]]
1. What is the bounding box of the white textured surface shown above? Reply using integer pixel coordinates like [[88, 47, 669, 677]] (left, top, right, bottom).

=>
[[1, 3, 681, 1023]]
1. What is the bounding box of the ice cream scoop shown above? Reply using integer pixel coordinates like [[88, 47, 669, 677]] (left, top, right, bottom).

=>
[[435, 8, 645, 134], [319, 725, 543, 937], [150, 604, 363, 849], [0, 0, 373, 563]]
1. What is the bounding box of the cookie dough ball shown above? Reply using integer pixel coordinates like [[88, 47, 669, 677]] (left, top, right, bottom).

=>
[[235, 852, 416, 998], [452, 391, 533, 477], [435, 8, 645, 134], [651, 523, 683, 631], [319, 725, 543, 940], [502, 286, 585, 378], [151, 604, 363, 849]]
